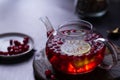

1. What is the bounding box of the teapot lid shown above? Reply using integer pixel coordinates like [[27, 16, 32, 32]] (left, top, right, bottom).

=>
[[57, 20, 93, 40]]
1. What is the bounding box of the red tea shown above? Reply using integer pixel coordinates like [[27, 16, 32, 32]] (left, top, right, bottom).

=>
[[46, 30, 106, 74]]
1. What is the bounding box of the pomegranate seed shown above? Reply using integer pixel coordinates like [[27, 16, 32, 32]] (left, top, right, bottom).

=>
[[18, 45, 23, 49], [0, 37, 30, 56], [23, 40, 27, 45], [45, 69, 52, 77], [47, 30, 54, 37], [18, 49, 23, 53], [24, 37, 29, 42], [0, 51, 3, 55], [9, 48, 15, 55], [71, 29, 76, 33], [23, 45, 29, 51], [57, 41, 63, 45], [14, 50, 19, 54], [10, 40, 13, 45], [14, 40, 21, 46], [3, 52, 8, 55], [13, 46, 19, 50], [23, 37, 29, 44], [7, 46, 12, 52]]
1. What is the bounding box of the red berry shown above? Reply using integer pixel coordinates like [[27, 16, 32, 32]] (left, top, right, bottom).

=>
[[10, 40, 13, 45], [14, 40, 21, 46], [18, 45, 23, 49], [0, 37, 30, 56], [3, 52, 8, 55], [14, 50, 19, 54], [7, 46, 12, 52], [45, 69, 52, 77], [23, 40, 27, 45], [0, 51, 3, 55], [9, 48, 15, 55], [24, 37, 29, 41], [23, 45, 29, 51], [18, 48, 22, 53], [23, 37, 29, 45], [57, 41, 63, 45], [13, 46, 19, 50], [71, 29, 76, 32]]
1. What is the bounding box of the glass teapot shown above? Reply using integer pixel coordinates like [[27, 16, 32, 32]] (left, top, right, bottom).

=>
[[41, 17, 118, 75]]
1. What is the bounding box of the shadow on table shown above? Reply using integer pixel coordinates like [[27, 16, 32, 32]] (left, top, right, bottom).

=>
[[54, 68, 113, 80], [0, 49, 35, 64], [34, 67, 115, 80]]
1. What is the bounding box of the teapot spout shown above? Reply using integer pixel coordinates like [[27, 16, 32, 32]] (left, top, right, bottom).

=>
[[40, 17, 54, 37]]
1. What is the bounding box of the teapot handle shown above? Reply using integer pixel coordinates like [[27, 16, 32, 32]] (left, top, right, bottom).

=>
[[94, 38, 118, 70]]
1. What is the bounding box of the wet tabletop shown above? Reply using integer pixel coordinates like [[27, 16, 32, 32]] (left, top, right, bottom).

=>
[[0, 0, 120, 80]]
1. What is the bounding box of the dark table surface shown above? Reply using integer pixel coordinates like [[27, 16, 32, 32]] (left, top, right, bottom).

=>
[[0, 0, 120, 80], [83, 0, 120, 46]]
